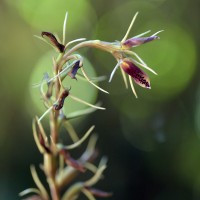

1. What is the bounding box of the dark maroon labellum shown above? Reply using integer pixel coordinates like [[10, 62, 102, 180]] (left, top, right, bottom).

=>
[[121, 59, 151, 89]]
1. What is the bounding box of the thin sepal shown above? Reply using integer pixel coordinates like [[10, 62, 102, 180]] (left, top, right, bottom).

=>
[[81, 67, 109, 94], [69, 94, 106, 110], [57, 125, 95, 150], [129, 75, 138, 98], [133, 30, 151, 38], [34, 35, 58, 51], [30, 165, 49, 200], [82, 188, 96, 200], [108, 62, 121, 83], [84, 165, 106, 187], [81, 134, 98, 161], [19, 188, 41, 197], [59, 149, 85, 172], [65, 38, 86, 49], [120, 67, 128, 89], [61, 183, 83, 200], [63, 120, 79, 143], [124, 50, 157, 75], [38, 106, 53, 122], [84, 187, 112, 198], [121, 12, 139, 43], [32, 118, 45, 154], [76, 74, 107, 83], [62, 12, 68, 44], [66, 106, 99, 119], [35, 117, 48, 140], [151, 30, 164, 37]]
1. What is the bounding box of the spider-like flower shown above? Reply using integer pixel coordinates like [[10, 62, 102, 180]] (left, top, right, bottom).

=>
[[105, 12, 163, 97]]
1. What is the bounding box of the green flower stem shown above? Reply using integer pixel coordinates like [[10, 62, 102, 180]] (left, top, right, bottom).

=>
[[44, 53, 64, 200], [61, 40, 121, 68], [44, 152, 60, 200], [50, 52, 65, 144]]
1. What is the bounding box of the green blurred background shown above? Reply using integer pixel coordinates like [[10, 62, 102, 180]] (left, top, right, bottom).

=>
[[0, 0, 199, 199]]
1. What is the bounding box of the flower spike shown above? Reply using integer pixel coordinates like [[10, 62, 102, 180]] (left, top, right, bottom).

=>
[[25, 12, 162, 200]]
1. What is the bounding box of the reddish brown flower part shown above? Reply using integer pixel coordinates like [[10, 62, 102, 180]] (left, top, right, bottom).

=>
[[41, 31, 65, 53], [59, 149, 85, 172], [120, 59, 151, 89], [53, 89, 70, 110]]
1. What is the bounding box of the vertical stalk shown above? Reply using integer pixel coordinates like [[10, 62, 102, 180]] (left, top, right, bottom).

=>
[[50, 53, 63, 145], [44, 154, 60, 200], [45, 53, 65, 200]]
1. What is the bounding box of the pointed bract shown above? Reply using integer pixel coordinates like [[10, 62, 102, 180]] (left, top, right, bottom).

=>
[[120, 59, 151, 89]]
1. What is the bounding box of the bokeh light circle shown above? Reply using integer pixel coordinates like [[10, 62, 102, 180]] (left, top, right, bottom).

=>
[[28, 51, 98, 118], [7, 0, 96, 35]]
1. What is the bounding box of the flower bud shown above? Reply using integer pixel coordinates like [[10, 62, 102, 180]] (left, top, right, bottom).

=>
[[68, 60, 81, 80], [123, 35, 159, 49]]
